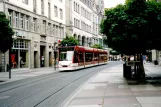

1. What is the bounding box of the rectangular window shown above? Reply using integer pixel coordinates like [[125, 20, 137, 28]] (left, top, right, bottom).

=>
[[60, 8, 63, 20], [53, 25, 55, 36], [43, 20, 46, 34], [48, 2, 51, 18], [25, 16, 29, 30], [56, 26, 58, 37], [20, 14, 24, 29], [54, 6, 58, 17], [41, 0, 44, 15], [74, 2, 75, 11], [8, 10, 13, 26], [33, 18, 36, 32], [59, 27, 61, 38], [78, 20, 80, 29], [15, 12, 19, 28], [76, 3, 77, 12], [48, 23, 51, 35], [33, 0, 36, 13], [74, 18, 76, 27], [13, 40, 28, 49]]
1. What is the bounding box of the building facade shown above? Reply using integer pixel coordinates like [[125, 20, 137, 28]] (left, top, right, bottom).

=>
[[0, 0, 66, 70], [0, 0, 105, 71], [65, 0, 104, 47]]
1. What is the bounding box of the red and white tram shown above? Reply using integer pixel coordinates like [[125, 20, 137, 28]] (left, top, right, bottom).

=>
[[57, 46, 108, 71]]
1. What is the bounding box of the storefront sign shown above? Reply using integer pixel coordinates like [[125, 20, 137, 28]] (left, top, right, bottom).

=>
[[14, 31, 26, 38]]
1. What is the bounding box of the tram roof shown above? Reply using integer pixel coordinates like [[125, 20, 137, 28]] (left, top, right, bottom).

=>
[[58, 46, 107, 53]]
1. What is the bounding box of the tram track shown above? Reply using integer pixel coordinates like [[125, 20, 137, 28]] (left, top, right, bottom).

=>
[[2, 74, 71, 107], [1, 65, 105, 107], [0, 62, 122, 107], [34, 63, 121, 107], [33, 67, 99, 107], [0, 71, 71, 93]]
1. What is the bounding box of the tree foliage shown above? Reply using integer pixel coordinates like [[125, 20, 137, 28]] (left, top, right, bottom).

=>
[[0, 12, 14, 53], [61, 36, 79, 46], [100, 0, 161, 55], [91, 44, 103, 49]]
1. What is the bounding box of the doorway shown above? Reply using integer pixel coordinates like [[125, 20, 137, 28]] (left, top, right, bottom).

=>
[[34, 51, 38, 68], [40, 46, 45, 67], [49, 52, 52, 67]]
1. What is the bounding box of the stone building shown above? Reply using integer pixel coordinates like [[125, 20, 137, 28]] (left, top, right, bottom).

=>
[[65, 0, 105, 47], [0, 0, 66, 70], [0, 0, 105, 71]]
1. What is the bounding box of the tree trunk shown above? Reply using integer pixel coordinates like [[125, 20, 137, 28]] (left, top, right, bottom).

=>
[[132, 54, 136, 79], [138, 54, 145, 83]]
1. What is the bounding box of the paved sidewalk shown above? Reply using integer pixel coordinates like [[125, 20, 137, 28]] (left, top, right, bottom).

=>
[[66, 63, 161, 107], [0, 67, 58, 84]]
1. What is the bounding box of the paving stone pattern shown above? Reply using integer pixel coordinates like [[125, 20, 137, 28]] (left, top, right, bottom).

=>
[[68, 64, 161, 107]]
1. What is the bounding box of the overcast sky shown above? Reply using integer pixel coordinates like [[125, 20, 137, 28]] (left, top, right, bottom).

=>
[[104, 0, 125, 8]]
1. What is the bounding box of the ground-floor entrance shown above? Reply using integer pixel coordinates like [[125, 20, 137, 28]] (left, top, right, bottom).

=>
[[40, 46, 46, 67], [49, 52, 52, 67], [10, 49, 29, 69], [10, 40, 29, 69]]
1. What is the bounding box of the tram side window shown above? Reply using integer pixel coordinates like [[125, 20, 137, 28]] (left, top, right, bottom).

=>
[[79, 52, 83, 62], [100, 54, 104, 61], [74, 51, 78, 63], [85, 52, 92, 62], [104, 54, 107, 61], [94, 53, 98, 61]]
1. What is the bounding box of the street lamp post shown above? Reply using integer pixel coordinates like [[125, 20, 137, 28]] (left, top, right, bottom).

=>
[[8, 35, 18, 79]]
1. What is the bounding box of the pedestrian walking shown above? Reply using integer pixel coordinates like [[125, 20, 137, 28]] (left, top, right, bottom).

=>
[[54, 58, 58, 71], [142, 55, 146, 64]]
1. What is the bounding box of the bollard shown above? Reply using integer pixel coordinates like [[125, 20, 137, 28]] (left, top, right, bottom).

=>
[[7, 64, 11, 79], [9, 69, 11, 79]]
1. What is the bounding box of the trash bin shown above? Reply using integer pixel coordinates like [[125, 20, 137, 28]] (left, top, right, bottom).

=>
[[123, 64, 126, 77], [154, 60, 158, 65], [123, 64, 131, 78]]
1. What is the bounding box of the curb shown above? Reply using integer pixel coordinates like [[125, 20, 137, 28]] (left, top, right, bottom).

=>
[[0, 70, 59, 85]]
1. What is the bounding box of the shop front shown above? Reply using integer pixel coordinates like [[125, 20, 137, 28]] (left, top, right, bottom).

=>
[[10, 40, 29, 69]]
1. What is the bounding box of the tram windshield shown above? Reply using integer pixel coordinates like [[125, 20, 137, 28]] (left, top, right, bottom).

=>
[[59, 51, 74, 61]]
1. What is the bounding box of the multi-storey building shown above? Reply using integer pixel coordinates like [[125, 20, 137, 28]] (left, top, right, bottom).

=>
[[65, 0, 104, 47], [0, 0, 66, 70], [0, 0, 105, 71]]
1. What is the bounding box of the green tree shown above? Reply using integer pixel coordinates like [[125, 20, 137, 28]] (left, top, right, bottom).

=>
[[91, 44, 103, 49], [100, 0, 161, 80], [61, 36, 79, 46], [0, 12, 14, 53]]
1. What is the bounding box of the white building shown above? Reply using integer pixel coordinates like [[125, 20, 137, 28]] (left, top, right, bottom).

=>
[[0, 0, 105, 71], [151, 50, 161, 65], [65, 0, 104, 47], [0, 0, 66, 70]]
